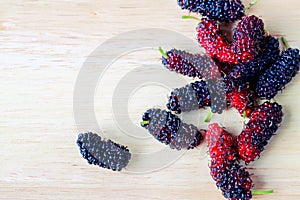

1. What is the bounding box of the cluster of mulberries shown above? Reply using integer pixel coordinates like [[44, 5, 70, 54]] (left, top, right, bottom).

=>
[[77, 132, 131, 171], [177, 0, 245, 22], [256, 48, 300, 99], [197, 15, 265, 64], [238, 102, 284, 163], [207, 124, 253, 200], [76, 2, 298, 192], [141, 108, 205, 150], [162, 49, 222, 79]]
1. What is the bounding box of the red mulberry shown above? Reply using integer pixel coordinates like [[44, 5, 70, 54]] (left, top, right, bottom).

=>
[[197, 15, 265, 64], [232, 15, 265, 63], [206, 123, 238, 180], [238, 102, 284, 163], [207, 124, 253, 200], [226, 88, 257, 117]]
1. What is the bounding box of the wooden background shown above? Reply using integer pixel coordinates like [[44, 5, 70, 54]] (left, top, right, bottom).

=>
[[1, 0, 300, 199]]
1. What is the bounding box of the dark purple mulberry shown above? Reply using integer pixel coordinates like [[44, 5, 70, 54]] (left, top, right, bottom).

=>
[[229, 36, 280, 89], [77, 132, 131, 171], [177, 0, 245, 22], [166, 80, 210, 114], [217, 163, 253, 200], [162, 49, 222, 80], [141, 108, 205, 150], [256, 48, 300, 99], [207, 80, 227, 114], [166, 80, 227, 114]]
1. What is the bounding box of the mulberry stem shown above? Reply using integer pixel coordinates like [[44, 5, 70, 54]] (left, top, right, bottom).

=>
[[140, 121, 150, 125], [182, 15, 201, 21], [281, 37, 290, 48], [243, 110, 247, 119], [159, 47, 168, 59], [245, 0, 257, 9], [252, 189, 274, 195], [205, 109, 212, 122]]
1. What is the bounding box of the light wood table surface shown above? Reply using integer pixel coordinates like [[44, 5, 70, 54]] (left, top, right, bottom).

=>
[[1, 0, 300, 199]]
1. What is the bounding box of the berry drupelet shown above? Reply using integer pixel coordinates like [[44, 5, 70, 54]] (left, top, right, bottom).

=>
[[207, 124, 253, 200], [77, 132, 131, 171], [229, 36, 280, 89], [141, 108, 205, 150], [238, 102, 284, 163], [197, 15, 265, 64], [256, 48, 300, 100], [161, 48, 222, 80], [177, 0, 245, 22]]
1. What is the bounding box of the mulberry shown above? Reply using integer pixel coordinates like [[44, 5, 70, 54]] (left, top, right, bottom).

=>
[[217, 163, 253, 200], [232, 15, 265, 63], [256, 48, 300, 99], [161, 48, 222, 80], [166, 80, 227, 114], [207, 80, 227, 114], [197, 16, 265, 64], [177, 0, 245, 22], [207, 124, 253, 200], [226, 88, 257, 117], [141, 108, 205, 150], [196, 18, 231, 63], [166, 80, 210, 114], [77, 132, 131, 171], [229, 36, 280, 89], [206, 123, 238, 180], [238, 102, 284, 163]]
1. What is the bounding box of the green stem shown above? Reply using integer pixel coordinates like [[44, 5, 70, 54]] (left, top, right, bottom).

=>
[[245, 0, 257, 9], [182, 15, 201, 21], [281, 37, 290, 48], [252, 190, 274, 195], [159, 47, 168, 59], [140, 121, 150, 125], [204, 109, 212, 123], [243, 110, 247, 119]]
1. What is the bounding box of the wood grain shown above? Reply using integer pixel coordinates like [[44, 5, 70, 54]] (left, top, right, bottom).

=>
[[1, 0, 300, 199]]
